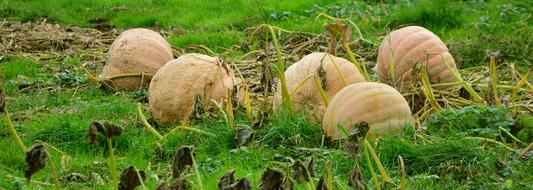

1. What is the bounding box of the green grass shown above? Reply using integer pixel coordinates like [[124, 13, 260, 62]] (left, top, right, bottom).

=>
[[1, 0, 532, 189]]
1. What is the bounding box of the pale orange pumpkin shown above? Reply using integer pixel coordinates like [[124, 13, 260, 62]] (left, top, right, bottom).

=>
[[273, 52, 366, 121], [101, 28, 173, 91], [376, 26, 459, 92], [148, 53, 236, 124], [322, 82, 413, 140]]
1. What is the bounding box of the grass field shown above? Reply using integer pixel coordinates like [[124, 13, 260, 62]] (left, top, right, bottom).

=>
[[1, 0, 532, 189]]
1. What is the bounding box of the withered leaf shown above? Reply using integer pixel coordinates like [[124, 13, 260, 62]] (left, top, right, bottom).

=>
[[323, 23, 349, 39], [171, 178, 191, 190], [118, 166, 147, 190], [258, 167, 284, 190], [219, 169, 252, 190], [223, 178, 251, 190], [317, 64, 328, 90], [281, 174, 294, 190], [156, 182, 170, 190], [234, 125, 253, 147], [88, 121, 123, 145], [345, 122, 369, 159], [189, 93, 206, 121], [316, 175, 327, 190], [305, 159, 315, 178], [348, 164, 367, 190], [63, 173, 89, 183], [218, 169, 236, 189], [0, 83, 5, 113], [25, 144, 47, 181], [172, 145, 194, 178], [292, 160, 311, 183]]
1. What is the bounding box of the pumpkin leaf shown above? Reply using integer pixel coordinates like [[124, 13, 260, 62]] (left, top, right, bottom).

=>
[[292, 158, 315, 183], [292, 160, 309, 183], [316, 175, 327, 190], [218, 169, 252, 190], [63, 173, 90, 183], [218, 169, 236, 189], [234, 125, 253, 147], [281, 174, 294, 190], [348, 163, 367, 190], [88, 121, 123, 145], [172, 146, 194, 178], [118, 166, 146, 190], [189, 93, 206, 121], [344, 122, 369, 159], [259, 167, 286, 190], [25, 144, 47, 181], [225, 178, 252, 190]]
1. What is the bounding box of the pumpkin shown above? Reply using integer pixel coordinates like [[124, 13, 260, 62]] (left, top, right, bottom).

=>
[[148, 53, 236, 124], [273, 52, 366, 121], [101, 28, 173, 91], [322, 82, 413, 140], [376, 26, 459, 92]]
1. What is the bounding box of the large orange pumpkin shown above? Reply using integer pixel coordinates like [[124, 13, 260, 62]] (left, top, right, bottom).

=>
[[376, 26, 459, 92], [322, 82, 413, 140], [101, 28, 173, 91], [148, 53, 236, 124], [274, 52, 366, 121]]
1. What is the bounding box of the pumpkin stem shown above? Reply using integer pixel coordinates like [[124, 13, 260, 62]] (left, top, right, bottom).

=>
[[136, 103, 164, 140]]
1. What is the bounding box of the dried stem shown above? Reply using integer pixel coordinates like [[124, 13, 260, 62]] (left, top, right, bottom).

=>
[[420, 65, 443, 112], [3, 110, 27, 153], [398, 156, 406, 190], [488, 56, 500, 106], [364, 140, 393, 184], [107, 138, 118, 190], [136, 103, 164, 140], [190, 150, 204, 190], [313, 75, 330, 107], [465, 137, 514, 152], [519, 143, 533, 159], [46, 156, 61, 190], [362, 140, 381, 190], [441, 56, 483, 102], [273, 64, 294, 113]]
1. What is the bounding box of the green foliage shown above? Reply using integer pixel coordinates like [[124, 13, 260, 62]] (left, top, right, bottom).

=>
[[258, 111, 323, 148], [1, 58, 39, 80], [385, 0, 464, 31], [427, 105, 515, 138], [378, 137, 497, 180]]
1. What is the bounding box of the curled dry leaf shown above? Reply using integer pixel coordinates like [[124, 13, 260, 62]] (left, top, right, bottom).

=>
[[172, 145, 194, 178], [88, 121, 123, 145], [348, 164, 367, 190], [25, 144, 48, 181], [344, 122, 369, 159], [316, 175, 327, 190], [118, 166, 147, 190], [218, 169, 252, 190], [323, 23, 350, 55], [234, 125, 253, 147], [293, 160, 312, 183], [281, 174, 294, 190], [259, 167, 284, 190], [218, 169, 236, 189], [223, 178, 252, 190], [305, 158, 315, 178], [63, 173, 90, 183]]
